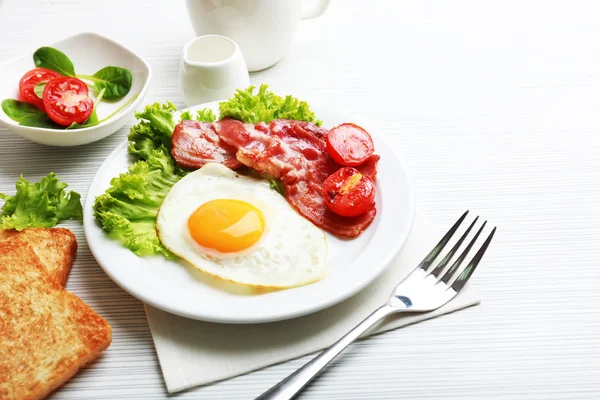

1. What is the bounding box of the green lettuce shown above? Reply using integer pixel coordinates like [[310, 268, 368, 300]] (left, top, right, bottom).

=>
[[128, 101, 177, 160], [179, 109, 216, 124], [219, 84, 322, 126], [94, 84, 319, 259], [93, 149, 184, 259], [94, 101, 183, 258], [196, 108, 217, 122], [178, 110, 193, 122], [0, 173, 82, 230]]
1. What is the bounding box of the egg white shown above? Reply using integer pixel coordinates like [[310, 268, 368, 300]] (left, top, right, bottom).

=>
[[156, 163, 327, 288]]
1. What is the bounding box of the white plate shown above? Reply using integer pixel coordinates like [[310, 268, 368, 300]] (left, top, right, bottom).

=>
[[0, 32, 151, 146], [84, 102, 415, 323]]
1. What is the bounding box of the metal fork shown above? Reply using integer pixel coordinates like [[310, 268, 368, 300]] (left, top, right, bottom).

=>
[[256, 211, 496, 400]]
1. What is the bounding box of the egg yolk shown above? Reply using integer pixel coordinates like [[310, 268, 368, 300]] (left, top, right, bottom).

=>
[[188, 199, 265, 253]]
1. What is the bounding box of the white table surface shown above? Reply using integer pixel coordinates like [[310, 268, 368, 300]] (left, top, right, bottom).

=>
[[1, 0, 599, 399]]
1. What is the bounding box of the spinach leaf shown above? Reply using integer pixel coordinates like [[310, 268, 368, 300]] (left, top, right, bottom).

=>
[[33, 47, 75, 77], [86, 109, 100, 125], [1, 99, 60, 129], [66, 109, 98, 130], [2, 99, 40, 122], [78, 66, 132, 101], [34, 83, 46, 98]]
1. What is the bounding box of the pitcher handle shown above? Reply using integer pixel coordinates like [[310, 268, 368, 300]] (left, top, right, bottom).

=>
[[301, 0, 331, 20]]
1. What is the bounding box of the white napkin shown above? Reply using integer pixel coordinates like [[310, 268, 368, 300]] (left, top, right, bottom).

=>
[[145, 206, 480, 393]]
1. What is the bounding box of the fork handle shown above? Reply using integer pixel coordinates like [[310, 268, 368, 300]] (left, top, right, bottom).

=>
[[255, 304, 397, 400]]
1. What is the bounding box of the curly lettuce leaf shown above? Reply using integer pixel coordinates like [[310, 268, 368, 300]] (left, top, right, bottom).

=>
[[195, 108, 216, 122], [178, 110, 193, 122], [127, 102, 179, 162], [179, 108, 217, 123], [135, 101, 177, 139], [127, 120, 170, 161], [219, 84, 321, 126], [94, 148, 184, 259], [94, 101, 189, 258], [0, 173, 82, 230]]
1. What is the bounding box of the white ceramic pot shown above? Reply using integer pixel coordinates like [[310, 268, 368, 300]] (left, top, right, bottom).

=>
[[185, 0, 331, 72], [179, 35, 250, 107]]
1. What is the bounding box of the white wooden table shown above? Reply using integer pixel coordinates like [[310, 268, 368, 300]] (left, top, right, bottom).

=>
[[1, 1, 599, 398]]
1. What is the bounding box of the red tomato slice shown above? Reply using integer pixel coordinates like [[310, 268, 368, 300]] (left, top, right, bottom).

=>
[[326, 123, 375, 167], [322, 167, 375, 217], [18, 68, 62, 110], [42, 77, 94, 126]]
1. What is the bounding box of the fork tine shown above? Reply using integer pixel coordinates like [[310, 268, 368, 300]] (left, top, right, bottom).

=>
[[430, 216, 479, 279], [440, 221, 487, 284], [451, 227, 496, 292], [415, 210, 469, 272]]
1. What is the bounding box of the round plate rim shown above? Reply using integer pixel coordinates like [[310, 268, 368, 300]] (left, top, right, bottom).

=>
[[83, 102, 416, 324]]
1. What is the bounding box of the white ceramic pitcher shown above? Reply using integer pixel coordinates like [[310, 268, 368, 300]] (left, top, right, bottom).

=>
[[179, 35, 250, 107], [185, 0, 331, 72]]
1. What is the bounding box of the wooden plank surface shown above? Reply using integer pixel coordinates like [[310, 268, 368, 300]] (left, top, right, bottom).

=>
[[1, 0, 599, 398]]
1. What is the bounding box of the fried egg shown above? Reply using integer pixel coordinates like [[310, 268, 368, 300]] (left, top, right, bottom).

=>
[[156, 163, 327, 288]]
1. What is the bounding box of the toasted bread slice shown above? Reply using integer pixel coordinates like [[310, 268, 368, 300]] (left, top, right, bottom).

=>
[[0, 228, 77, 288], [0, 239, 112, 400]]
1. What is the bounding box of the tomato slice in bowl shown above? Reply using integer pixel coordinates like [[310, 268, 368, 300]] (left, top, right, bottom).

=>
[[18, 68, 62, 110], [326, 123, 375, 166], [42, 77, 94, 126], [322, 167, 376, 217]]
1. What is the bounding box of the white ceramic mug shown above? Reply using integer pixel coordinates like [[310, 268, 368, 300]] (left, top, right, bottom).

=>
[[185, 0, 331, 72], [179, 35, 250, 107]]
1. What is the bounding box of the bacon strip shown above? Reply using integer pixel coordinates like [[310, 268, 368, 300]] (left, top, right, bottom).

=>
[[171, 120, 242, 169], [271, 119, 329, 140], [215, 119, 379, 238], [355, 154, 380, 180]]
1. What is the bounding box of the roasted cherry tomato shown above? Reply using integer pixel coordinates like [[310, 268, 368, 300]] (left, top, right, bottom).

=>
[[326, 123, 374, 167], [42, 77, 94, 126], [322, 167, 375, 217], [18, 68, 62, 110]]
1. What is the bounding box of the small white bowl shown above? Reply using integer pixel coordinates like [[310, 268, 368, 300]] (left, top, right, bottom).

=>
[[0, 32, 151, 147]]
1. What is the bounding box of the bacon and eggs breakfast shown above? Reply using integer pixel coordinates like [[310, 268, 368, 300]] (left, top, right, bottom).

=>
[[95, 86, 382, 291]]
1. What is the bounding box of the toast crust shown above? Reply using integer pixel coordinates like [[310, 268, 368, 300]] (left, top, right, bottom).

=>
[[0, 239, 111, 400]]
